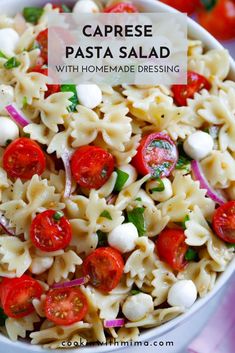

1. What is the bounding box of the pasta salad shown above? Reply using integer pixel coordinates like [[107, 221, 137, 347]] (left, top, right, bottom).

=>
[[0, 0, 234, 349]]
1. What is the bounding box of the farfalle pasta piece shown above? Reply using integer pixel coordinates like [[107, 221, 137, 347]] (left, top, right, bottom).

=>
[[151, 264, 177, 306], [111, 134, 141, 166], [206, 234, 233, 272], [0, 236, 31, 277], [201, 151, 235, 188], [100, 88, 128, 114], [185, 205, 212, 246], [144, 206, 170, 237], [71, 105, 132, 151], [6, 313, 40, 341], [47, 127, 74, 158], [24, 123, 55, 145], [47, 250, 82, 285], [70, 220, 98, 255]]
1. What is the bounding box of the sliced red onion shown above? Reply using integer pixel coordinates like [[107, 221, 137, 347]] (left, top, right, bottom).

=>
[[51, 276, 89, 289], [0, 213, 16, 236], [104, 319, 125, 328], [61, 151, 72, 198], [5, 104, 30, 127], [191, 160, 227, 205]]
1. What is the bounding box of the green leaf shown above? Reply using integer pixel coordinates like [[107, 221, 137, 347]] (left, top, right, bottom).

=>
[[0, 51, 7, 59], [100, 210, 112, 220], [200, 0, 217, 11], [97, 230, 108, 247], [176, 155, 191, 171], [130, 289, 140, 295], [114, 169, 129, 192], [227, 243, 235, 249], [61, 4, 71, 12], [181, 215, 190, 230], [60, 84, 79, 112], [127, 207, 146, 237], [185, 248, 199, 261], [53, 211, 64, 221], [4, 57, 21, 69], [0, 308, 7, 326], [150, 178, 165, 192], [135, 197, 142, 201], [23, 7, 44, 24]]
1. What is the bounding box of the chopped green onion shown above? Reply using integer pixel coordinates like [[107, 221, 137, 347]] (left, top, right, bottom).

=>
[[4, 57, 21, 69], [0, 308, 7, 326], [100, 210, 112, 220], [53, 211, 64, 221], [23, 7, 44, 24], [114, 169, 129, 192], [0, 51, 7, 59], [185, 248, 199, 261], [61, 4, 71, 12], [150, 178, 165, 192], [61, 84, 79, 112], [97, 230, 108, 247], [127, 207, 146, 237], [130, 289, 140, 295]]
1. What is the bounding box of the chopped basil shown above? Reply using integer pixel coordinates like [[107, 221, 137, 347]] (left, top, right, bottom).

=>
[[130, 289, 140, 295], [0, 51, 7, 59], [5, 139, 12, 146], [23, 7, 44, 24], [0, 308, 7, 326], [4, 57, 21, 69], [127, 207, 146, 237], [22, 96, 28, 108], [60, 84, 79, 112], [227, 243, 235, 249], [23, 133, 30, 138], [153, 161, 171, 178], [135, 197, 142, 201], [61, 4, 71, 12], [150, 139, 172, 150], [150, 178, 165, 192], [97, 230, 108, 247], [114, 169, 129, 192], [181, 215, 190, 230], [100, 210, 112, 220], [185, 248, 199, 261], [176, 155, 191, 171], [200, 0, 217, 11], [53, 211, 64, 220]]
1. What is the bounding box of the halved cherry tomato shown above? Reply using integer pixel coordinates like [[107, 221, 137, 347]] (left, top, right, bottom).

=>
[[3, 137, 46, 180], [132, 132, 178, 178], [197, 0, 235, 41], [45, 287, 88, 325], [36, 29, 48, 64], [160, 0, 200, 14], [156, 228, 188, 271], [0, 275, 43, 318], [29, 65, 60, 98], [52, 4, 71, 12], [172, 71, 211, 106], [213, 201, 235, 244], [71, 146, 115, 189], [30, 210, 72, 252], [83, 247, 124, 292], [104, 2, 138, 12]]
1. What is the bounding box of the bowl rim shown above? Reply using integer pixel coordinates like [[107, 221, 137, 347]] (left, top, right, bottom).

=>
[[0, 0, 234, 352]]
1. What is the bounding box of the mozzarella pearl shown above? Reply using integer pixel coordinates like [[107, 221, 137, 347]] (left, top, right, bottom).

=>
[[183, 131, 214, 161], [0, 84, 14, 115], [122, 293, 154, 321], [73, 0, 99, 14], [0, 28, 19, 57], [108, 223, 138, 253], [167, 280, 197, 309], [76, 84, 102, 109], [118, 165, 138, 188], [29, 257, 53, 275], [0, 117, 19, 146], [146, 178, 173, 202]]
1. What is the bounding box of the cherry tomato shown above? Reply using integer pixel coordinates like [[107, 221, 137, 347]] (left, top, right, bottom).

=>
[[45, 287, 88, 325], [52, 4, 71, 12], [29, 65, 60, 98], [0, 275, 43, 318], [83, 247, 124, 292], [156, 228, 188, 271], [104, 2, 138, 12], [160, 0, 200, 14], [71, 146, 115, 189], [197, 0, 235, 41], [213, 201, 235, 243], [172, 71, 211, 106], [132, 132, 178, 178], [3, 137, 46, 180], [36, 29, 48, 64], [30, 210, 72, 252]]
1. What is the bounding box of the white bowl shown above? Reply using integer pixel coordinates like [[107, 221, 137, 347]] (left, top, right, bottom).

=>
[[0, 1, 234, 352]]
